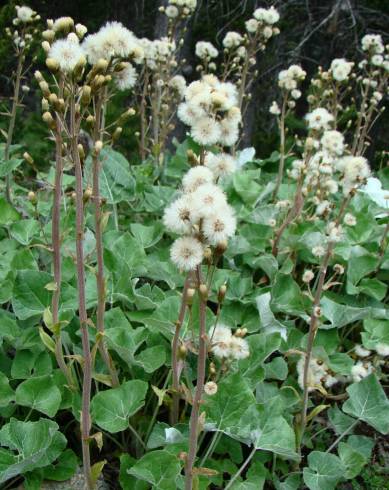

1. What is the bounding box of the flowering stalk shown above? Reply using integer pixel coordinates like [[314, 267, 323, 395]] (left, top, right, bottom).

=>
[[272, 95, 287, 200], [298, 196, 350, 455], [171, 274, 191, 425], [4, 49, 23, 204], [185, 278, 207, 490], [92, 91, 120, 387], [70, 93, 93, 488], [52, 77, 75, 390]]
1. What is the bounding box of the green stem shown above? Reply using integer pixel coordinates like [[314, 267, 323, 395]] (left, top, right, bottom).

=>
[[4, 50, 23, 203], [225, 446, 257, 490]]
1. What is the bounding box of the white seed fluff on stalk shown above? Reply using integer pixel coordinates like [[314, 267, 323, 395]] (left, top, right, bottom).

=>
[[204, 152, 237, 178], [355, 345, 371, 358], [229, 336, 250, 360], [49, 39, 86, 73], [204, 381, 218, 395], [178, 76, 241, 147], [330, 58, 353, 82], [351, 361, 374, 382], [190, 183, 228, 220], [375, 343, 389, 357], [195, 41, 218, 60], [182, 166, 214, 193], [202, 207, 237, 245], [191, 116, 221, 146], [16, 6, 35, 23], [163, 195, 193, 234], [305, 108, 334, 131], [114, 63, 138, 90], [321, 130, 345, 156], [170, 236, 203, 271], [222, 31, 244, 49]]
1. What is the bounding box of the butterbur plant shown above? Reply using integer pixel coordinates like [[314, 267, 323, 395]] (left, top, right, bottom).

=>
[[1, 3, 389, 490]]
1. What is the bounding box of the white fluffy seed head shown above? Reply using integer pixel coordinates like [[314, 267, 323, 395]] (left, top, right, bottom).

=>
[[202, 206, 237, 245], [182, 166, 214, 193], [163, 195, 193, 234], [170, 236, 203, 271], [48, 39, 86, 74], [204, 152, 237, 178]]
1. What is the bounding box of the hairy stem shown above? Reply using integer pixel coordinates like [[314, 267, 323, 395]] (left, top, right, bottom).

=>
[[70, 93, 93, 489], [272, 96, 287, 200], [92, 92, 119, 387], [52, 78, 75, 390], [171, 275, 191, 425], [272, 176, 304, 256], [4, 50, 23, 203], [185, 277, 207, 490]]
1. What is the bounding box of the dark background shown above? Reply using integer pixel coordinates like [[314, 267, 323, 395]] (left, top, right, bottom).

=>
[[1, 0, 388, 167]]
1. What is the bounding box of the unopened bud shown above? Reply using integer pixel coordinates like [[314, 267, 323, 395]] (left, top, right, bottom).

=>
[[41, 98, 49, 112], [112, 127, 122, 141], [81, 85, 91, 105], [41, 41, 51, 53], [48, 92, 58, 107], [39, 81, 50, 97], [46, 56, 60, 72], [86, 115, 95, 126], [42, 111, 54, 127], [218, 284, 227, 303], [94, 140, 103, 153], [179, 345, 187, 358], [23, 152, 34, 164], [203, 247, 212, 262], [28, 191, 37, 204], [199, 284, 208, 301], [83, 187, 93, 202], [95, 58, 108, 73], [186, 288, 196, 306], [42, 29, 55, 42], [78, 144, 85, 160]]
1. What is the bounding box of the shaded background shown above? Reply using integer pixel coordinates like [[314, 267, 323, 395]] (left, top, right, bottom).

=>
[[1, 0, 388, 168]]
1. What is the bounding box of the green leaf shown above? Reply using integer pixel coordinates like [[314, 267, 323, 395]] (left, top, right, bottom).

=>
[[320, 296, 371, 329], [233, 171, 262, 206], [0, 418, 66, 484], [12, 270, 51, 320], [342, 374, 389, 434], [347, 253, 379, 291], [130, 223, 163, 248], [84, 148, 135, 204], [128, 450, 182, 490], [271, 273, 310, 319], [346, 435, 374, 460], [135, 346, 166, 373], [104, 231, 146, 274], [256, 293, 287, 339], [0, 310, 20, 344], [0, 198, 20, 225], [9, 219, 40, 245], [0, 158, 24, 177], [361, 319, 389, 349], [91, 380, 148, 433], [303, 451, 345, 490], [119, 454, 149, 490], [359, 278, 387, 301], [264, 356, 288, 380], [15, 375, 62, 417], [338, 442, 367, 479], [328, 406, 356, 436], [238, 333, 281, 387], [42, 449, 78, 481], [0, 373, 14, 407], [235, 405, 298, 459]]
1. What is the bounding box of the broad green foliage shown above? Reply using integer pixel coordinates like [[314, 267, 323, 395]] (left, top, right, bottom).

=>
[[0, 135, 388, 487]]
